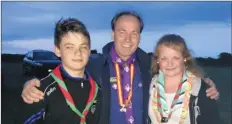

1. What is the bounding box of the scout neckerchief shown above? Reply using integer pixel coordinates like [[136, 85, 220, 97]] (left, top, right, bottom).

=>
[[50, 65, 99, 124], [114, 62, 135, 112], [152, 70, 194, 124]]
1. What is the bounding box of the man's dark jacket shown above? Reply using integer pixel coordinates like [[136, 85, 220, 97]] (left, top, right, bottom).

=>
[[86, 42, 152, 124]]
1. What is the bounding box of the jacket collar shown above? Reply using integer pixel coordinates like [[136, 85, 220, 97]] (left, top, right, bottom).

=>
[[102, 41, 150, 69]]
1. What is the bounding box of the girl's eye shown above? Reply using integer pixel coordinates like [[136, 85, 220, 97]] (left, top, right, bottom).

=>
[[161, 58, 167, 61]]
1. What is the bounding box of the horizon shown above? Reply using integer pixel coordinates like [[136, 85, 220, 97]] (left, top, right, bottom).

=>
[[2, 2, 232, 58]]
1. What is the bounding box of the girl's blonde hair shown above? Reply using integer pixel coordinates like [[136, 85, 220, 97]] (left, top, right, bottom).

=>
[[151, 34, 204, 78]]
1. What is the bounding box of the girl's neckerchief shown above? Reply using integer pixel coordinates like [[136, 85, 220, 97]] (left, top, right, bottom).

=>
[[50, 64, 98, 124], [152, 70, 194, 124]]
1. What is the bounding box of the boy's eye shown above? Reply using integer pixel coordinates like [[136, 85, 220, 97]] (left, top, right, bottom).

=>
[[66, 46, 72, 49], [81, 47, 87, 50], [80, 46, 89, 51]]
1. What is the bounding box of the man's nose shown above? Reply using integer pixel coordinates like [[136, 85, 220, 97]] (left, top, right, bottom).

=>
[[125, 34, 132, 42]]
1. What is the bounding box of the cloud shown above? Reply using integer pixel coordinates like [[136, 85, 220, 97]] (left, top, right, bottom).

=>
[[2, 22, 231, 58], [9, 14, 61, 24], [140, 21, 231, 58], [15, 2, 68, 11], [2, 38, 55, 54]]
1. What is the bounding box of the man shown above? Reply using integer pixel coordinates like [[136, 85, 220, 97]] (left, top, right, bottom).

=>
[[21, 11, 219, 124]]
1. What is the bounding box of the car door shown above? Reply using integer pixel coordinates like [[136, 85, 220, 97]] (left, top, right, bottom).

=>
[[28, 52, 35, 70], [23, 52, 30, 70]]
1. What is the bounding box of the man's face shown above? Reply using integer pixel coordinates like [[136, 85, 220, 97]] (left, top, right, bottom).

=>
[[112, 15, 141, 60], [55, 32, 90, 72]]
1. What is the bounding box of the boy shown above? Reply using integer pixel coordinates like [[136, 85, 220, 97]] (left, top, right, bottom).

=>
[[19, 18, 101, 124]]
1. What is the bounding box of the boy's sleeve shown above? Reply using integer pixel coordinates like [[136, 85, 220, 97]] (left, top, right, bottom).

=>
[[18, 97, 46, 124], [18, 81, 47, 124]]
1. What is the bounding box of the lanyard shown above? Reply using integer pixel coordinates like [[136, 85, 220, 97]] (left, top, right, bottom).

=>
[[114, 63, 134, 111], [51, 65, 98, 124]]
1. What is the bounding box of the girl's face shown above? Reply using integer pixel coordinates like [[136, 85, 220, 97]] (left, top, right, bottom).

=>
[[157, 45, 185, 78]]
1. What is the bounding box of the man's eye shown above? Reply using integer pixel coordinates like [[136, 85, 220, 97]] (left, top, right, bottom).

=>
[[132, 32, 138, 36], [173, 57, 180, 60]]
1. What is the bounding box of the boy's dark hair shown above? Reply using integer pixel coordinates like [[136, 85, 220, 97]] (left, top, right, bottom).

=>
[[54, 17, 91, 48], [111, 11, 144, 33]]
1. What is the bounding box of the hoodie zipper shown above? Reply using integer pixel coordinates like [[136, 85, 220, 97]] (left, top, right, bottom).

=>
[[191, 96, 197, 124]]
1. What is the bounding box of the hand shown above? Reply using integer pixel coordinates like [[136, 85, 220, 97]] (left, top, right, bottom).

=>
[[21, 78, 44, 104], [204, 78, 220, 100]]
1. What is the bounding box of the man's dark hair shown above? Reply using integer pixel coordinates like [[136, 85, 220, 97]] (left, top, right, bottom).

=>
[[54, 17, 91, 48], [111, 11, 144, 33]]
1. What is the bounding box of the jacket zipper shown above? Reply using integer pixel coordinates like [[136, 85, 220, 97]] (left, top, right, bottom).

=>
[[191, 97, 196, 124]]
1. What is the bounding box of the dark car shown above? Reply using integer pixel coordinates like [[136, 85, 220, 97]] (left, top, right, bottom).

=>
[[22, 50, 61, 76]]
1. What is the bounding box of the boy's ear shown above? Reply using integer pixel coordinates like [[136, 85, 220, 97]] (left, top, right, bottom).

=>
[[54, 46, 61, 57]]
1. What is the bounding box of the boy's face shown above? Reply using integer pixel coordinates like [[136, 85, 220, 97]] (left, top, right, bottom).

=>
[[55, 32, 90, 72]]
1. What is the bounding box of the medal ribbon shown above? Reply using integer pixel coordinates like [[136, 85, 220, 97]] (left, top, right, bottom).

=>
[[50, 65, 98, 124], [114, 63, 134, 108]]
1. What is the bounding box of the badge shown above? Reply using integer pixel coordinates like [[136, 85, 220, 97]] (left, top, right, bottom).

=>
[[116, 58, 122, 63], [91, 104, 96, 114], [120, 106, 127, 112], [112, 83, 117, 89], [110, 77, 117, 83], [161, 117, 168, 123], [125, 84, 130, 92], [128, 116, 134, 124], [124, 66, 129, 72]]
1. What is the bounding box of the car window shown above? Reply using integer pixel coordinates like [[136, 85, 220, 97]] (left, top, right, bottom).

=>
[[25, 52, 29, 58], [27, 52, 31, 59], [29, 52, 31, 58], [34, 52, 59, 60]]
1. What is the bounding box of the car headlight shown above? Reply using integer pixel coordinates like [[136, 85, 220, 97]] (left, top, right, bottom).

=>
[[34, 63, 43, 66]]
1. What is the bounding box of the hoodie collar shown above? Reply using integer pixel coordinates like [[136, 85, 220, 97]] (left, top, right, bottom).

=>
[[101, 41, 149, 68]]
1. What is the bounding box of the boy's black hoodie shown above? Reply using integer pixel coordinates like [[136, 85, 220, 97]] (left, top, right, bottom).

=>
[[19, 65, 101, 124]]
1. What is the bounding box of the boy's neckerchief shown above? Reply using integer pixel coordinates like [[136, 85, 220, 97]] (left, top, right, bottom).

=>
[[50, 65, 98, 124], [152, 70, 194, 124]]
